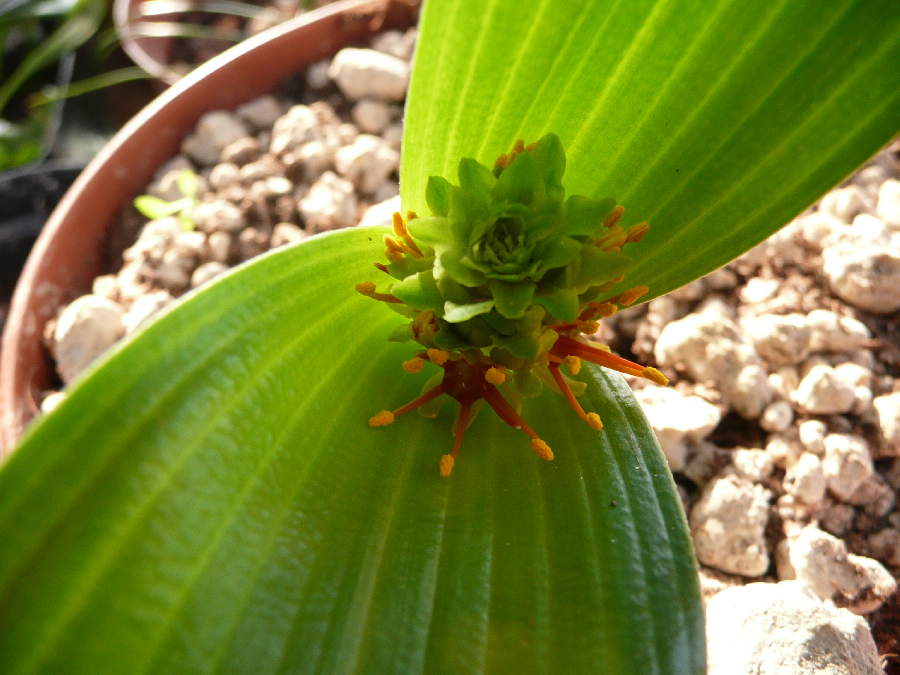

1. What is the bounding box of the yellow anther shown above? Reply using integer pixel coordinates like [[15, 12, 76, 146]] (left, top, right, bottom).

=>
[[369, 410, 395, 427], [485, 367, 506, 385], [642, 366, 669, 386], [406, 210, 418, 221], [579, 320, 600, 334], [597, 227, 627, 251], [426, 348, 449, 365], [618, 285, 649, 306], [626, 221, 650, 243], [439, 454, 455, 477], [603, 205, 625, 228], [564, 355, 582, 375], [385, 248, 403, 262], [531, 438, 554, 461], [587, 340, 611, 352], [392, 212, 423, 258], [595, 302, 617, 318], [384, 235, 405, 253], [586, 412, 603, 430], [402, 357, 425, 373], [355, 281, 376, 296]]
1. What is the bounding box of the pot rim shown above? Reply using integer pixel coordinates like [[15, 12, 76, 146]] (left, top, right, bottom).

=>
[[0, 0, 419, 455]]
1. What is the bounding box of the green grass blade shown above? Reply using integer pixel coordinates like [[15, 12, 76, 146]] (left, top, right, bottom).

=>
[[0, 0, 106, 114], [402, 0, 900, 300], [0, 229, 703, 674]]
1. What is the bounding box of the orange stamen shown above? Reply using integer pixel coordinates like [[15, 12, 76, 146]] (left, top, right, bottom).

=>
[[368, 410, 395, 427], [355, 281, 404, 304], [596, 227, 627, 251], [426, 348, 449, 365], [384, 235, 405, 252], [483, 387, 553, 461], [603, 205, 625, 228], [392, 383, 448, 418], [485, 366, 506, 385], [642, 367, 669, 386], [626, 221, 650, 243], [403, 356, 425, 373], [392, 212, 423, 258], [441, 401, 474, 477], [617, 285, 649, 306], [579, 302, 618, 321], [552, 335, 647, 379], [549, 363, 602, 430]]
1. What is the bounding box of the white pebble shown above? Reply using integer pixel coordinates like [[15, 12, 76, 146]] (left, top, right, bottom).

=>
[[192, 200, 244, 233], [690, 473, 771, 576], [191, 262, 229, 288], [798, 419, 827, 455], [760, 400, 793, 432], [791, 364, 855, 415], [236, 95, 283, 130], [706, 581, 882, 675], [872, 392, 900, 457], [352, 99, 392, 134], [298, 171, 357, 231], [822, 433, 873, 501], [783, 453, 826, 504], [328, 48, 409, 101], [53, 295, 125, 384], [335, 134, 400, 194], [123, 290, 172, 334], [776, 526, 896, 614], [41, 391, 66, 415]]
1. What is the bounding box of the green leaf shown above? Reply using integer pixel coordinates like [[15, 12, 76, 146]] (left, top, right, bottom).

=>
[[175, 169, 199, 197], [402, 0, 900, 302], [0, 0, 106, 115], [391, 271, 443, 311], [0, 115, 46, 170], [490, 279, 537, 319], [572, 246, 633, 291], [457, 156, 496, 197], [0, 0, 78, 24], [437, 249, 487, 287], [443, 298, 495, 322], [0, 229, 703, 673], [535, 287, 580, 322], [493, 150, 544, 205], [133, 195, 189, 220], [563, 195, 616, 237], [425, 175, 452, 216]]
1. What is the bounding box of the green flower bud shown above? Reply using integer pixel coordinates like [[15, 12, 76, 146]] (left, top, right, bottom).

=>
[[359, 135, 668, 476]]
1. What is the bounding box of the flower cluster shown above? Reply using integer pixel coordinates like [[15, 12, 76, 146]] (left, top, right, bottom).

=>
[[357, 134, 667, 476]]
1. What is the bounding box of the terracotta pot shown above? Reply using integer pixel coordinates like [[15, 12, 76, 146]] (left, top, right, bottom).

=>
[[113, 0, 181, 85], [0, 0, 419, 455]]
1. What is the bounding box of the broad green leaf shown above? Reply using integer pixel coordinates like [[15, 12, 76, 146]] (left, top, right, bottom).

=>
[[0, 229, 703, 674], [402, 0, 900, 302]]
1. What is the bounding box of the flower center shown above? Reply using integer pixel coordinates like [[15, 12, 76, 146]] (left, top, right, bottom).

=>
[[472, 216, 526, 268]]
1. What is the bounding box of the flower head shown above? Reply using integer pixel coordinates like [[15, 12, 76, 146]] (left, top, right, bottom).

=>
[[359, 134, 666, 475]]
